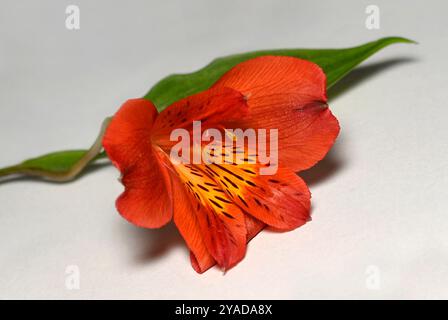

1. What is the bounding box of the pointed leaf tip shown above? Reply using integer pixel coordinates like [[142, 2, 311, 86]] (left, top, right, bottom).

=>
[[144, 37, 416, 110]]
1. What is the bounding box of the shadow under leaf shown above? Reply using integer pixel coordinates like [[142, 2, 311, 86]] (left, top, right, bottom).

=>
[[328, 57, 417, 101]]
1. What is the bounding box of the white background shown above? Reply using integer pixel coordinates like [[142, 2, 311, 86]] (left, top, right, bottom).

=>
[[0, 0, 447, 299]]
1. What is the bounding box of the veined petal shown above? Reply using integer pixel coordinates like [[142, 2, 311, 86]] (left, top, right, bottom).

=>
[[171, 175, 215, 273], [186, 210, 266, 273], [152, 87, 249, 147], [188, 214, 266, 274], [206, 161, 310, 231], [244, 167, 311, 231], [103, 99, 173, 228], [245, 214, 265, 241], [172, 143, 309, 272], [212, 56, 340, 172], [173, 163, 247, 271], [149, 85, 255, 272]]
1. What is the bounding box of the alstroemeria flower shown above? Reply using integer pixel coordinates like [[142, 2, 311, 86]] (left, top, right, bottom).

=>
[[103, 56, 339, 273]]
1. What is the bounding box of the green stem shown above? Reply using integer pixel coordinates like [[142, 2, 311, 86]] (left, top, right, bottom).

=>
[[0, 165, 23, 177], [0, 117, 112, 182]]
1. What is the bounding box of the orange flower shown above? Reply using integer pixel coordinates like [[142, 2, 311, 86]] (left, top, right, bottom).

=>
[[103, 56, 339, 273]]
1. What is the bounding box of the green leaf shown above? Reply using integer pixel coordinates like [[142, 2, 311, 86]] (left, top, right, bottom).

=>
[[145, 36, 415, 112], [21, 150, 89, 172], [0, 37, 414, 182]]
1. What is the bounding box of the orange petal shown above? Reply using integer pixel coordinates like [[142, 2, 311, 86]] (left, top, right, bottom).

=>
[[210, 162, 311, 231], [171, 175, 215, 273], [152, 87, 249, 147], [245, 214, 265, 241], [245, 167, 311, 230], [187, 212, 266, 274], [212, 56, 340, 172], [173, 163, 247, 271], [103, 99, 173, 228]]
